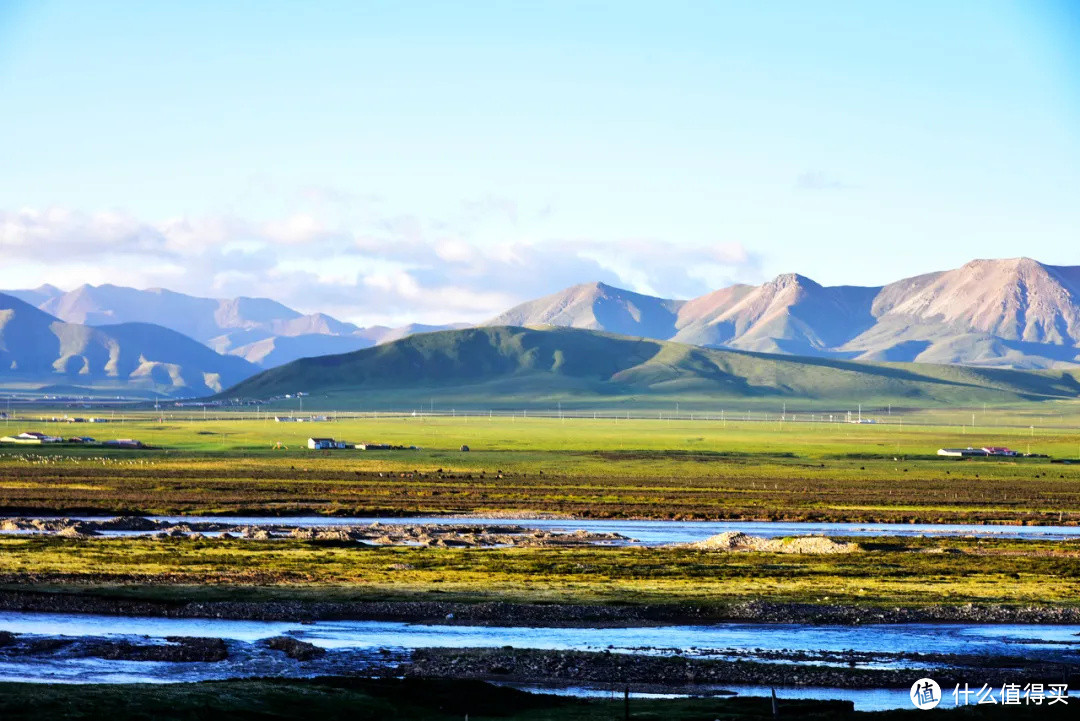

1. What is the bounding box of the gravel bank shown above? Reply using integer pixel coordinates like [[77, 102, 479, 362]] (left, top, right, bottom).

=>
[[402, 647, 1080, 690], [2, 590, 1079, 626], [0, 516, 630, 547]]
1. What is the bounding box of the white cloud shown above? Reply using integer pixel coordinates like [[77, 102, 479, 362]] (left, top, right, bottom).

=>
[[0, 199, 762, 325], [262, 213, 343, 245], [1, 207, 166, 257], [434, 239, 478, 263], [795, 171, 853, 191]]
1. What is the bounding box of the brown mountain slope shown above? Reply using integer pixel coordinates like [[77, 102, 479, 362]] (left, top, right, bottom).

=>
[[486, 258, 1080, 369], [485, 282, 685, 339]]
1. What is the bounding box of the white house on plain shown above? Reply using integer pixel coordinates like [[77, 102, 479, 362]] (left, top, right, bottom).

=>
[[308, 437, 347, 450]]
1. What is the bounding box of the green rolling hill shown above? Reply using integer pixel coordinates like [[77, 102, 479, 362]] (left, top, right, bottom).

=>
[[222, 325, 1080, 409]]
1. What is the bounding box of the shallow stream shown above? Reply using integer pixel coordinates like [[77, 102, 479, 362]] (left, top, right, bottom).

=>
[[1, 610, 1076, 711]]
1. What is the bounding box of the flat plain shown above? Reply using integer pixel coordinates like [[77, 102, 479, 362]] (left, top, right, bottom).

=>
[[0, 406, 1078, 614], [2, 407, 1080, 524], [2, 404, 1080, 718]]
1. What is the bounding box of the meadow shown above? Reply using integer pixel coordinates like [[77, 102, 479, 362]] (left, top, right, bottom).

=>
[[1, 534, 1076, 611], [2, 406, 1079, 617], [2, 408, 1080, 523]]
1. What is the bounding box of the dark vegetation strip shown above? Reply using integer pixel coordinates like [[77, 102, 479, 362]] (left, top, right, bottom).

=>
[[404, 647, 1080, 690], [1, 454, 1079, 524], [0, 677, 1074, 720], [5, 587, 1080, 626]]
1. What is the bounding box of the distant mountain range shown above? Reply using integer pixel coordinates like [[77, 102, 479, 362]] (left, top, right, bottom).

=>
[[225, 325, 1080, 407], [3, 284, 465, 368], [5, 257, 1080, 398], [486, 258, 1080, 369], [0, 293, 255, 397]]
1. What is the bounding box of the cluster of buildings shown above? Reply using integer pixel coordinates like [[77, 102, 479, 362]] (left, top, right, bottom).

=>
[[0, 431, 144, 448], [1, 431, 65, 444], [38, 416, 109, 423], [306, 437, 419, 451], [275, 416, 329, 423], [937, 446, 1019, 458]]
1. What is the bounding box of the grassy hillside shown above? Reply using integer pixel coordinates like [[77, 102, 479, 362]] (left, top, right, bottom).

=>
[[223, 326, 1080, 408]]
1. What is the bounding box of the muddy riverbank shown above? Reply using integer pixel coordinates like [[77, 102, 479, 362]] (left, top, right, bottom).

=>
[[2, 609, 1076, 705], [3, 590, 1080, 626], [0, 516, 631, 547], [6, 515, 1080, 544], [2, 627, 1076, 692], [402, 647, 1080, 690]]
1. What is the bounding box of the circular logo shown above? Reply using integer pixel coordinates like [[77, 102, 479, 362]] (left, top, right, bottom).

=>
[[910, 678, 941, 710]]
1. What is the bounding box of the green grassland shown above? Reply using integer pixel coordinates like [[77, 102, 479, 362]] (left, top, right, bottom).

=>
[[2, 408, 1080, 617], [2, 412, 1080, 522], [17, 405, 1080, 454], [2, 534, 1077, 610], [223, 326, 1080, 409]]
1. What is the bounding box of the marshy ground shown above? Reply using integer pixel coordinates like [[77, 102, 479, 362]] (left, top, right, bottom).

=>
[[2, 410, 1079, 717], [2, 412, 1080, 525], [0, 534, 1077, 615], [0, 677, 1074, 720]]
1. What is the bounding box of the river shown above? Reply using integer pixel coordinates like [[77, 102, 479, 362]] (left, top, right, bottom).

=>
[[0, 610, 1076, 711], [5, 515, 1080, 544]]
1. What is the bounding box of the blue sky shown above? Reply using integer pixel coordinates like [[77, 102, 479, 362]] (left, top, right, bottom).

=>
[[1, 0, 1078, 325]]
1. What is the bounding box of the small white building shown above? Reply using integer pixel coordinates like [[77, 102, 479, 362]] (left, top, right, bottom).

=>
[[104, 439, 145, 449], [308, 437, 347, 450], [1, 431, 63, 444], [937, 447, 988, 457]]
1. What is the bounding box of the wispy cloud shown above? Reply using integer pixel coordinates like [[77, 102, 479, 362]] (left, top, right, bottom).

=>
[[0, 198, 762, 325], [794, 171, 853, 191]]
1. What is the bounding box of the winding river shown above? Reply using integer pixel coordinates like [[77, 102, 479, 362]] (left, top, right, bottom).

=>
[[5, 515, 1080, 544], [3, 516, 1077, 711], [1, 611, 1077, 711]]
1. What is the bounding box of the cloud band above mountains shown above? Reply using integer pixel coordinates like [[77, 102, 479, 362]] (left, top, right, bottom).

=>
[[0, 205, 762, 326]]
